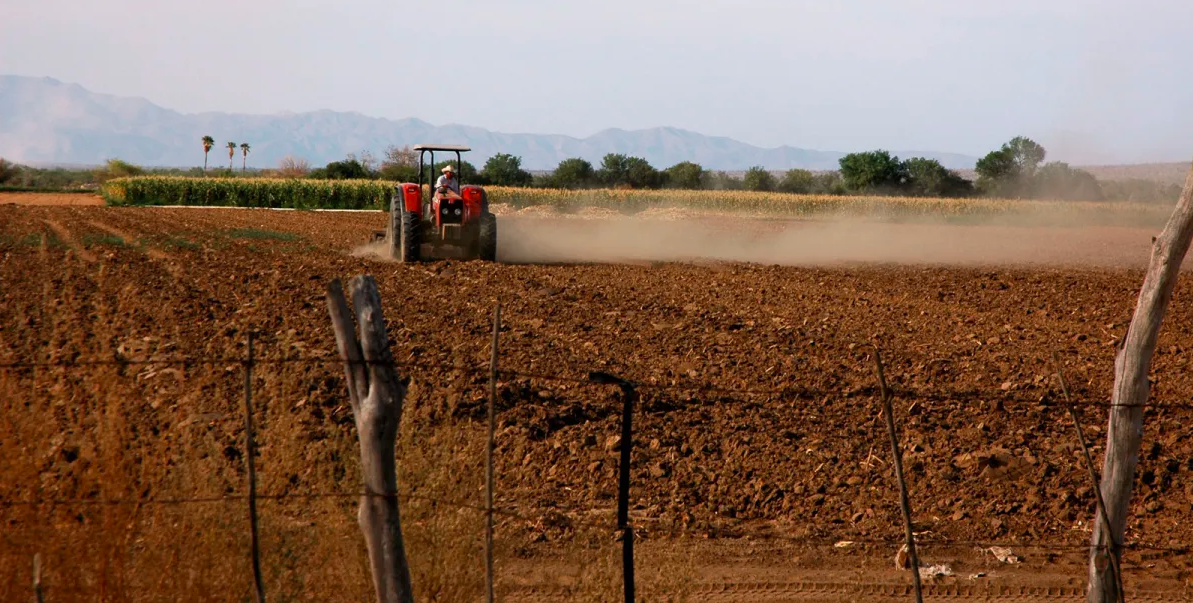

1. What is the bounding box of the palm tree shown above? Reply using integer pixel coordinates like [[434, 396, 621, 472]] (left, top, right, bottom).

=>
[[240, 143, 251, 172], [202, 136, 215, 172], [227, 142, 236, 170]]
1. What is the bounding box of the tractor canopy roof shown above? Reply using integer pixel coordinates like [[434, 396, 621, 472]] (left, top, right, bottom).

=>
[[412, 144, 471, 152]]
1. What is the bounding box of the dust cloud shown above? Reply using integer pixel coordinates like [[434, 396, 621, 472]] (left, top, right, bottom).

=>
[[496, 213, 1164, 269], [350, 240, 394, 261]]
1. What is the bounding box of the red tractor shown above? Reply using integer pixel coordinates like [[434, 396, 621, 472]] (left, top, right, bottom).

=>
[[379, 144, 497, 262]]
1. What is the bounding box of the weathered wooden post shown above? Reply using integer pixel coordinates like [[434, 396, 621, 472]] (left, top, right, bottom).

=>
[[326, 276, 415, 603], [1088, 163, 1193, 603]]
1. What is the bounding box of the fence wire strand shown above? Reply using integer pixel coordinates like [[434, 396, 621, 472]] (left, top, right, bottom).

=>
[[3, 355, 1193, 411], [5, 346, 1193, 586], [1, 491, 1189, 556]]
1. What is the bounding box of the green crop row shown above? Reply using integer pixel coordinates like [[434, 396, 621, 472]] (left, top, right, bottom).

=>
[[101, 176, 394, 209]]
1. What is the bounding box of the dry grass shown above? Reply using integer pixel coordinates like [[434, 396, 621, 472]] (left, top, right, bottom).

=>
[[0, 366, 696, 601], [0, 283, 699, 602], [0, 271, 485, 602]]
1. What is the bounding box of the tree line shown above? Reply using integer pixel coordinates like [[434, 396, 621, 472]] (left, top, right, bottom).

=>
[[1, 136, 1181, 204], [296, 146, 853, 195], [290, 138, 1180, 203]]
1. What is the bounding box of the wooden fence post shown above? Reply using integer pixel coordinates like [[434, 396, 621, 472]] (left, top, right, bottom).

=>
[[872, 348, 923, 603], [326, 276, 415, 603], [1089, 163, 1193, 603]]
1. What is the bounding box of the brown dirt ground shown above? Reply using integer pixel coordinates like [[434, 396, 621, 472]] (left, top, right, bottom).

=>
[[0, 191, 104, 206], [3, 205, 1193, 601]]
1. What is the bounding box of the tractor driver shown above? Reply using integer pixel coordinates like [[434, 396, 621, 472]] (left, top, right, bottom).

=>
[[435, 164, 460, 196]]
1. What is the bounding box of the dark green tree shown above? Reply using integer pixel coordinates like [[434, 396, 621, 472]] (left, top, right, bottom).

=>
[[811, 171, 847, 195], [316, 158, 370, 180], [546, 158, 595, 189], [1007, 136, 1046, 178], [777, 169, 814, 194], [0, 158, 21, 185], [974, 147, 1018, 195], [625, 157, 664, 189], [903, 157, 973, 197], [838, 150, 908, 193], [596, 154, 662, 188], [480, 153, 533, 186], [665, 161, 706, 189], [596, 153, 632, 186], [378, 163, 418, 182], [743, 166, 776, 192], [1032, 162, 1103, 201], [975, 136, 1047, 197]]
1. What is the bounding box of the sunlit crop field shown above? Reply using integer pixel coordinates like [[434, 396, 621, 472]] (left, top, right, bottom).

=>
[[100, 176, 1174, 226]]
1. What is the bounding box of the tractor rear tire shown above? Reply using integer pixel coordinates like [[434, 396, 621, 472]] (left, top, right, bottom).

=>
[[399, 210, 421, 263], [477, 213, 497, 262]]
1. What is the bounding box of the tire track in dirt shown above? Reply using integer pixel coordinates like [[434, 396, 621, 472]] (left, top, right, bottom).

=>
[[85, 220, 171, 260], [77, 210, 205, 290], [503, 580, 1175, 602], [41, 219, 97, 262]]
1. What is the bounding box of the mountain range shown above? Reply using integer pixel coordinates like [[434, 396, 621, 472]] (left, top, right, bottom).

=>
[[0, 75, 982, 171]]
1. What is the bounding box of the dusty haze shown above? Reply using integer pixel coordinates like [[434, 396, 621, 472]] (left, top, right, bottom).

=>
[[494, 214, 1164, 269]]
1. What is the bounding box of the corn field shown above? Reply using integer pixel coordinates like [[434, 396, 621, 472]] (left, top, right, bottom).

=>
[[101, 176, 1172, 225], [102, 176, 393, 209]]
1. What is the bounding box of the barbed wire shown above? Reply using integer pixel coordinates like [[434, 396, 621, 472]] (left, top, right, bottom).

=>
[[2, 490, 1188, 556], [3, 354, 1193, 411], [5, 353, 1193, 560]]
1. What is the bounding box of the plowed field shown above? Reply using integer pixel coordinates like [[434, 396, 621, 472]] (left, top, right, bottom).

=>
[[3, 203, 1193, 601], [0, 191, 103, 206]]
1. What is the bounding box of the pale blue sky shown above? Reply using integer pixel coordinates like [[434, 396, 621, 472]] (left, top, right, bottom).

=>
[[3, 0, 1192, 163]]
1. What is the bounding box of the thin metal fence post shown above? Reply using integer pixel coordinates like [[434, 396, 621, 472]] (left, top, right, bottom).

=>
[[1053, 354, 1125, 603], [873, 347, 923, 603], [486, 303, 502, 603], [244, 331, 265, 603], [589, 371, 636, 603]]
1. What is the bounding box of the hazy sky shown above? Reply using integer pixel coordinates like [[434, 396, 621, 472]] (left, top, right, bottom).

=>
[[4, 0, 1193, 163]]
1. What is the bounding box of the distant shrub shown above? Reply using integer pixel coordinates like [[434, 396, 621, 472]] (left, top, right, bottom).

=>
[[0, 158, 21, 185], [92, 158, 144, 183], [276, 156, 311, 178], [743, 166, 776, 192]]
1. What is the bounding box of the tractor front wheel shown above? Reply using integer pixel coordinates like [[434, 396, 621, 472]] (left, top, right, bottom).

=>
[[399, 210, 421, 262]]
